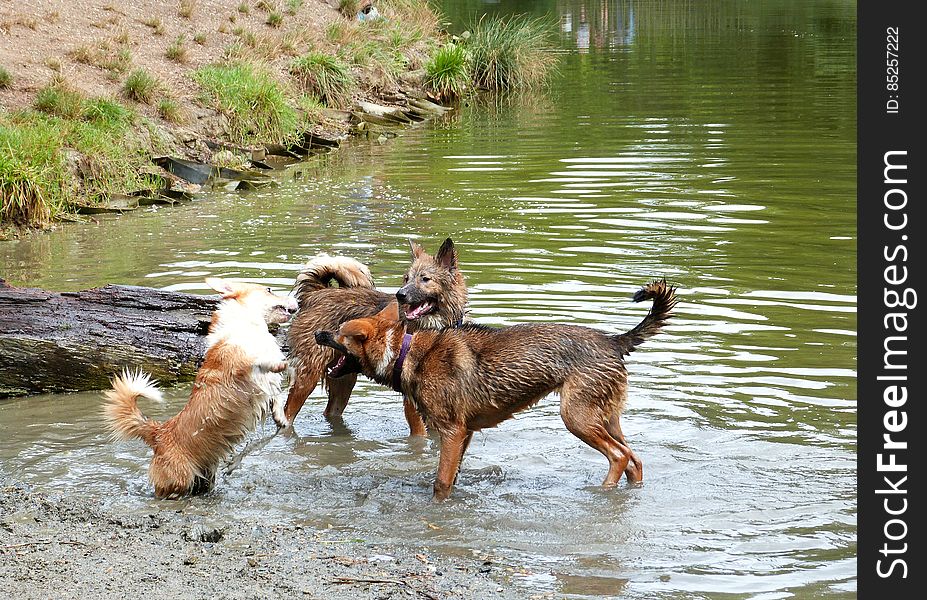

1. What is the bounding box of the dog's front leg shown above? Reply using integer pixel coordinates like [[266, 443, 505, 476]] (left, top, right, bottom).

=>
[[433, 425, 470, 502]]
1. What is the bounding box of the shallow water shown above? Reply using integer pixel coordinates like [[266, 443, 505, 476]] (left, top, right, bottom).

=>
[[0, 0, 856, 597]]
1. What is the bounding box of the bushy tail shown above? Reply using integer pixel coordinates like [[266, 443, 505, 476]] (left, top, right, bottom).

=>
[[613, 279, 678, 356], [102, 369, 163, 448], [293, 254, 375, 301]]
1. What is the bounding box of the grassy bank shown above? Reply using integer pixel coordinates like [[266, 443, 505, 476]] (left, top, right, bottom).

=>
[[0, 1, 557, 233]]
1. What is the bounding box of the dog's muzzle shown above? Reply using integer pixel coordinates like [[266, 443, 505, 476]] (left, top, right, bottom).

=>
[[314, 331, 360, 378]]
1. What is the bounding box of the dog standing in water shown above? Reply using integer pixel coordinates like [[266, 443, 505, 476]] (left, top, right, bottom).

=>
[[316, 280, 677, 501], [103, 278, 297, 499], [280, 238, 468, 434]]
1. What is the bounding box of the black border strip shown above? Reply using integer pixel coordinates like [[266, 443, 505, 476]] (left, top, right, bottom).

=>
[[858, 1, 923, 593]]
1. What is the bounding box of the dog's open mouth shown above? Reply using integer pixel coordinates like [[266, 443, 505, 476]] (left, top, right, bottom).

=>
[[403, 300, 436, 320], [315, 331, 361, 378], [326, 353, 360, 378]]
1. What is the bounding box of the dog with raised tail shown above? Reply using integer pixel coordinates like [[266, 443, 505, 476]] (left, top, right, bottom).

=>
[[315, 280, 677, 501], [103, 278, 298, 499], [280, 238, 468, 434]]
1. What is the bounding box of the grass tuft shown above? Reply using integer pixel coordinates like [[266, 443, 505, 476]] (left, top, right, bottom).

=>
[[424, 43, 469, 101], [122, 69, 160, 104], [238, 2, 250, 14], [2, 98, 152, 226], [194, 62, 297, 144], [34, 78, 85, 119], [289, 52, 353, 107], [68, 40, 132, 74], [266, 11, 283, 28], [142, 17, 166, 36], [166, 35, 188, 63], [179, 0, 196, 19], [0, 116, 65, 225], [82, 97, 135, 126], [157, 98, 186, 124], [0, 66, 11, 89], [194, 32, 207, 45], [466, 15, 557, 92]]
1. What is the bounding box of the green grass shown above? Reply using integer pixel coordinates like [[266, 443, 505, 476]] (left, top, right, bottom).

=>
[[297, 95, 327, 126], [466, 14, 557, 91], [289, 52, 353, 107], [266, 11, 283, 28], [194, 62, 298, 144], [194, 32, 207, 45], [82, 97, 135, 125], [2, 97, 153, 226], [34, 79, 85, 119], [157, 98, 185, 124], [424, 43, 469, 101], [0, 66, 12, 89], [166, 35, 188, 63], [0, 116, 66, 225], [238, 2, 250, 14], [122, 69, 159, 104], [285, 0, 303, 15]]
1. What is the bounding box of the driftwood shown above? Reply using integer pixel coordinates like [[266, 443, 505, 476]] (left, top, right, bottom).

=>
[[0, 278, 285, 398]]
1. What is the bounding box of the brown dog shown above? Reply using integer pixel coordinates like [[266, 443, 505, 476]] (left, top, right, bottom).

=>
[[279, 238, 468, 434], [315, 280, 677, 501], [103, 278, 297, 498]]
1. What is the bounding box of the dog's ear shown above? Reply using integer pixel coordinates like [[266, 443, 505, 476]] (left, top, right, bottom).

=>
[[205, 277, 238, 298], [435, 238, 457, 272], [408, 238, 424, 259], [377, 302, 400, 321], [340, 320, 369, 343]]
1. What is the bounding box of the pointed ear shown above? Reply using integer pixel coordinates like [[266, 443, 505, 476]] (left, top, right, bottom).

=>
[[408, 238, 424, 259], [435, 238, 457, 272], [377, 302, 400, 321], [206, 277, 237, 298], [339, 319, 369, 342]]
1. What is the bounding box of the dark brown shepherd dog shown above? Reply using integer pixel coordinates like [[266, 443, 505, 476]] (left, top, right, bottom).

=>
[[315, 280, 677, 501], [279, 238, 468, 434]]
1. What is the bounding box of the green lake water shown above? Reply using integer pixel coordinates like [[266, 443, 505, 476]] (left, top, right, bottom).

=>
[[0, 0, 857, 597]]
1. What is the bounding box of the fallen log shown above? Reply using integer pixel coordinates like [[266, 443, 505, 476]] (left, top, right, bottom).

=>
[[0, 279, 286, 398]]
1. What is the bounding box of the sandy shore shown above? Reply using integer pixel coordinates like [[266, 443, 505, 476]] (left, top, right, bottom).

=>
[[0, 483, 524, 599]]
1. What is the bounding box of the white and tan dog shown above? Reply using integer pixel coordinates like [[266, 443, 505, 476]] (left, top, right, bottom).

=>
[[103, 278, 298, 498]]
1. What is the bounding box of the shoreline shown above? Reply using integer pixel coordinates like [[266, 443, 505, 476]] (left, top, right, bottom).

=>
[[1, 1, 555, 236], [1, 1, 452, 236], [0, 483, 527, 599]]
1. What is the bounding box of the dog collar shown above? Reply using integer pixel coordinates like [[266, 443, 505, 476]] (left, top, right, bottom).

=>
[[391, 332, 413, 392]]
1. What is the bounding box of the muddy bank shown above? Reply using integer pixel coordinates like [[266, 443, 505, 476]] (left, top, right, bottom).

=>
[[0, 484, 531, 599]]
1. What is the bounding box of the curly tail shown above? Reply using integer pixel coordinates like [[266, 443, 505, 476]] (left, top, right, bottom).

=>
[[102, 369, 163, 449], [294, 254, 375, 301], [613, 279, 678, 356]]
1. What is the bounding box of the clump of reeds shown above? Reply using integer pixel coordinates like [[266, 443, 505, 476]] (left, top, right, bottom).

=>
[[424, 43, 469, 101], [466, 14, 557, 92], [289, 52, 354, 107]]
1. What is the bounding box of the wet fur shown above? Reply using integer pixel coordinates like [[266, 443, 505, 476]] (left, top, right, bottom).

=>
[[280, 238, 468, 433], [318, 280, 677, 501], [103, 279, 296, 499]]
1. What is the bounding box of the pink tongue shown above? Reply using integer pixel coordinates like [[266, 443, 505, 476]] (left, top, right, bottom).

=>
[[334, 356, 346, 370], [408, 301, 432, 319]]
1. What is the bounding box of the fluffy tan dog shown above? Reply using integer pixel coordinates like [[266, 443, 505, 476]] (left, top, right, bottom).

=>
[[103, 278, 297, 498]]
